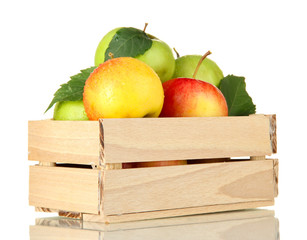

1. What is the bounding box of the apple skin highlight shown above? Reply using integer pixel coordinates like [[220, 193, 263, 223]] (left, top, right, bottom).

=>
[[160, 78, 228, 117]]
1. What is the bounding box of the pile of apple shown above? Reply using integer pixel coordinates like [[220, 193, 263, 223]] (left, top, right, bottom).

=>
[[49, 25, 253, 121]]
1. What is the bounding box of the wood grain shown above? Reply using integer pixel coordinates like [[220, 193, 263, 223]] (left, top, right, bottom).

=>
[[28, 120, 99, 165], [100, 201, 274, 223], [268, 114, 277, 153], [103, 160, 275, 215], [101, 115, 273, 163], [28, 115, 278, 223], [35, 207, 58, 213], [59, 211, 82, 219], [29, 166, 100, 214], [273, 159, 279, 197], [28, 115, 276, 165]]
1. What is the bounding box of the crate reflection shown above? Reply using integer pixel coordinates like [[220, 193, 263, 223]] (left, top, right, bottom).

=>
[[30, 209, 279, 240]]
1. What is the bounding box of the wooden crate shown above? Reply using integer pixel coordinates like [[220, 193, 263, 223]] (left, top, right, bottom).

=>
[[28, 114, 278, 223], [30, 209, 279, 240]]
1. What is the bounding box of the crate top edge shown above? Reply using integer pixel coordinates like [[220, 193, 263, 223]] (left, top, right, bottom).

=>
[[28, 114, 275, 123]]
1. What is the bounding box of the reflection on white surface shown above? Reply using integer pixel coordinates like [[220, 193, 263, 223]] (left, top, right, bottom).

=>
[[30, 209, 279, 240]]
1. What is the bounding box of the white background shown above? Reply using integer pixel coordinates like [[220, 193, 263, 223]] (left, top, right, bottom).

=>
[[1, 0, 306, 238]]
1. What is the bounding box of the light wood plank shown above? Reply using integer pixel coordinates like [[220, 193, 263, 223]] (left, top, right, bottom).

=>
[[103, 160, 275, 215], [29, 166, 100, 214], [101, 115, 273, 163], [101, 201, 275, 223], [273, 159, 279, 197], [28, 120, 99, 165], [28, 115, 276, 165], [268, 114, 277, 153]]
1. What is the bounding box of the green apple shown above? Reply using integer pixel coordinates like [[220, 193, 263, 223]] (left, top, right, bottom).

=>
[[94, 27, 175, 83], [136, 40, 175, 82], [94, 27, 121, 64], [173, 55, 223, 87], [53, 101, 89, 120]]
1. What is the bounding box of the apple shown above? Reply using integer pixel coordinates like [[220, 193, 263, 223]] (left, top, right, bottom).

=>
[[83, 57, 164, 120], [173, 53, 223, 87], [160, 51, 228, 117], [53, 100, 89, 120], [135, 40, 175, 82], [160, 77, 228, 117], [94, 27, 175, 83], [122, 160, 187, 168], [94, 27, 121, 64]]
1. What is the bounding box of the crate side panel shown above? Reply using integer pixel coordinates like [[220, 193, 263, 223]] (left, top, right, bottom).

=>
[[102, 115, 272, 163], [103, 160, 275, 215], [29, 166, 100, 214], [100, 201, 274, 223], [28, 120, 99, 165]]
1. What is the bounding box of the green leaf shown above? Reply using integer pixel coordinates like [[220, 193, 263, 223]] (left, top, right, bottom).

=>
[[105, 27, 152, 61], [219, 75, 256, 116], [45, 66, 96, 113]]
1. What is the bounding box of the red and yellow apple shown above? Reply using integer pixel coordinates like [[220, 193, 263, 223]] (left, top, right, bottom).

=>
[[160, 78, 228, 117], [83, 57, 164, 120]]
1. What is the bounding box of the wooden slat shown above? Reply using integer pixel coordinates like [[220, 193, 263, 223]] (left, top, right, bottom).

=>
[[107, 201, 274, 223], [28, 115, 276, 165], [103, 159, 275, 215], [101, 115, 273, 163], [273, 159, 279, 197], [29, 166, 100, 214], [83, 200, 274, 223], [28, 120, 99, 165], [268, 114, 277, 153]]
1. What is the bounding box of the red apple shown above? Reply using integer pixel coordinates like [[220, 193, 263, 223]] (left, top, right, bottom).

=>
[[160, 77, 228, 117], [122, 160, 187, 168]]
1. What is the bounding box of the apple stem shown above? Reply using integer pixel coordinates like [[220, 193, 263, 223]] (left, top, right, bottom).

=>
[[108, 52, 114, 59], [192, 50, 212, 79], [143, 23, 148, 32], [173, 48, 180, 58]]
